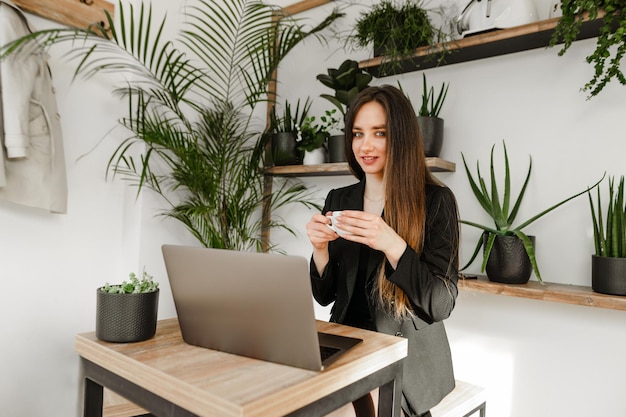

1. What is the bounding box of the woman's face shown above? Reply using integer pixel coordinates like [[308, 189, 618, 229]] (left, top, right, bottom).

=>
[[351, 101, 388, 179]]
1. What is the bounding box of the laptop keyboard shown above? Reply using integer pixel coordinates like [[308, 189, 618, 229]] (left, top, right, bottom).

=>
[[320, 345, 341, 361]]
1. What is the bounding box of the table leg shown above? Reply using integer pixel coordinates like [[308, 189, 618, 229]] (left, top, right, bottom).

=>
[[377, 374, 403, 417], [83, 378, 104, 417], [80, 357, 198, 417]]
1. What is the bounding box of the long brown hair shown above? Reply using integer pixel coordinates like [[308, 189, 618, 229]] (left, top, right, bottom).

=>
[[345, 85, 440, 319]]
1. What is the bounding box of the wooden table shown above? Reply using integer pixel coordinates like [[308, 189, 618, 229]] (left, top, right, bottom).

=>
[[76, 318, 408, 417]]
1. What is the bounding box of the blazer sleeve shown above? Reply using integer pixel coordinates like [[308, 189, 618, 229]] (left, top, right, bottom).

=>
[[309, 187, 341, 307], [385, 185, 459, 323]]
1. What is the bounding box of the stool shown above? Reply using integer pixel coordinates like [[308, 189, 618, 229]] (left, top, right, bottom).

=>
[[430, 380, 486, 417]]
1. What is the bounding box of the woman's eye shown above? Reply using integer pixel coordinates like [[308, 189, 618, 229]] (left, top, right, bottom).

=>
[[353, 131, 363, 138], [375, 130, 386, 137]]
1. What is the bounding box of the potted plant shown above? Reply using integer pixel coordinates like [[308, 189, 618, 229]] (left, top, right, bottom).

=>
[[461, 141, 602, 284], [589, 175, 626, 295], [316, 59, 373, 118], [2, 0, 341, 251], [298, 109, 340, 165], [268, 98, 312, 166], [347, 0, 450, 75], [417, 73, 449, 157], [96, 270, 159, 343], [316, 59, 372, 163], [549, 1, 626, 98]]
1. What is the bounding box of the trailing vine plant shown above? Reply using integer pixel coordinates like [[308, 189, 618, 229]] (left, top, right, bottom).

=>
[[549, 0, 626, 98]]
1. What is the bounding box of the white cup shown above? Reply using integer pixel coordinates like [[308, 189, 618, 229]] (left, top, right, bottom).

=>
[[327, 211, 350, 236]]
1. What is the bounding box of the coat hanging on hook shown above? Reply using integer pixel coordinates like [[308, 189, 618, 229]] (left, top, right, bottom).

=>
[[0, 0, 68, 213]]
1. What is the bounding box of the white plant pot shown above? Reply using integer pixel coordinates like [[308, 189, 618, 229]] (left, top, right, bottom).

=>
[[303, 148, 327, 165]]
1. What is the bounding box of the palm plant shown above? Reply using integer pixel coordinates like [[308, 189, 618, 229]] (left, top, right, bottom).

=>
[[461, 141, 602, 283], [2, 0, 343, 251]]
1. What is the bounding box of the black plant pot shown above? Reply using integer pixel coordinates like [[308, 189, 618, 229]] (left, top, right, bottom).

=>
[[327, 134, 346, 163], [417, 116, 444, 157], [484, 234, 535, 284], [591, 255, 626, 296], [270, 132, 302, 166], [96, 289, 159, 343]]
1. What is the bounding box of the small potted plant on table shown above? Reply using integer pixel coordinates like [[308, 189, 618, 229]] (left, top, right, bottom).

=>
[[96, 270, 159, 343]]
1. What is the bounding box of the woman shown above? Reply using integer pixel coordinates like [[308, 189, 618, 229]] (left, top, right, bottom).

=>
[[306, 85, 459, 417]]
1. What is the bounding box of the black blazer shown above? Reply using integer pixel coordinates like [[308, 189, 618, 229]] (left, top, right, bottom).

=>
[[310, 180, 459, 416]]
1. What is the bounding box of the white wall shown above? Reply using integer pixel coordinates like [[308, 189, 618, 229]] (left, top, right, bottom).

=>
[[1, 1, 624, 417]]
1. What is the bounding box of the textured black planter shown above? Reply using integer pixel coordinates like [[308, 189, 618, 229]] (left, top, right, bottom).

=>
[[417, 116, 444, 157], [270, 132, 302, 166], [327, 134, 346, 163], [96, 289, 159, 343], [591, 255, 626, 296], [484, 234, 535, 284]]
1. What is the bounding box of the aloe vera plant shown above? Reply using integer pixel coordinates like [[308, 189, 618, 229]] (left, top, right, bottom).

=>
[[461, 141, 603, 283], [589, 175, 626, 258]]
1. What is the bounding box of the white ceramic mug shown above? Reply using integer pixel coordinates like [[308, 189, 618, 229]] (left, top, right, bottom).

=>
[[327, 211, 350, 236]]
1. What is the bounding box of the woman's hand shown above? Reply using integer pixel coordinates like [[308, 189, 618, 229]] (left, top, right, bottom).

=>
[[306, 213, 338, 251], [331, 210, 407, 268], [306, 213, 340, 276]]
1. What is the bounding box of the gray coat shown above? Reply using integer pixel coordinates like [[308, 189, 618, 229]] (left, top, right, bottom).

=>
[[310, 179, 458, 415]]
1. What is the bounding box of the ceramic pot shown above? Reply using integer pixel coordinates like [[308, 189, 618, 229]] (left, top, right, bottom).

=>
[[591, 255, 626, 296], [96, 289, 159, 343], [270, 132, 302, 166], [417, 116, 444, 157], [327, 134, 346, 163], [303, 147, 327, 165], [484, 234, 535, 284]]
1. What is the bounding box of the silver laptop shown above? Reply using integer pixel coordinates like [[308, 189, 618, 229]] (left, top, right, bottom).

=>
[[161, 245, 362, 371]]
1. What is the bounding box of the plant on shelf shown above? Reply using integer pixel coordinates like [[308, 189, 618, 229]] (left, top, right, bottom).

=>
[[316, 59, 371, 163], [297, 109, 340, 153], [316, 59, 373, 117], [347, 0, 451, 75], [2, 0, 342, 251], [461, 141, 602, 284], [417, 73, 449, 157], [549, 0, 626, 98], [268, 98, 312, 165], [418, 73, 449, 118], [97, 270, 160, 343], [588, 175, 626, 295]]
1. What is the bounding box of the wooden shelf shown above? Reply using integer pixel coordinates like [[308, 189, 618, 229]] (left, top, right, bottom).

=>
[[459, 275, 626, 312], [360, 16, 608, 77], [265, 157, 455, 177]]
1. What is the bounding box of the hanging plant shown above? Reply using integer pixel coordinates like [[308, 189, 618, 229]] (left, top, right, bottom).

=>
[[549, 0, 626, 98]]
